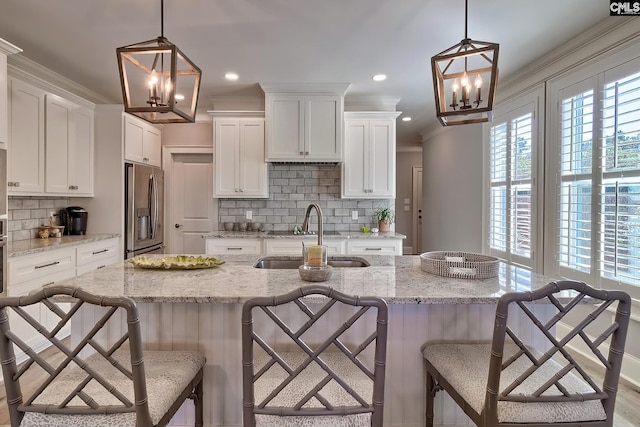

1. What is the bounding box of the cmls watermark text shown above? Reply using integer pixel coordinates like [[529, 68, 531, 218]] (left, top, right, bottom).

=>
[[610, 1, 640, 15]]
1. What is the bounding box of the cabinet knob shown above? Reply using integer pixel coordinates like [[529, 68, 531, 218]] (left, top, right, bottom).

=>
[[143, 157, 149, 162], [240, 189, 244, 192], [68, 185, 78, 190]]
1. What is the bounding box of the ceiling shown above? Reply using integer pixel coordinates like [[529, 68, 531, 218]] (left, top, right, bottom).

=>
[[0, 0, 609, 145]]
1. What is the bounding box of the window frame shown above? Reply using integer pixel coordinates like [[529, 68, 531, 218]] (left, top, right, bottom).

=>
[[545, 51, 640, 299], [483, 84, 544, 271]]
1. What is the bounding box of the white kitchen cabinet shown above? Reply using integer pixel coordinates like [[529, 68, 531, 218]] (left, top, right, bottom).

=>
[[262, 84, 349, 162], [7, 78, 45, 194], [346, 238, 403, 255], [7, 247, 76, 363], [75, 237, 119, 275], [45, 94, 94, 196], [124, 114, 162, 167], [213, 116, 268, 198], [263, 238, 345, 256], [8, 77, 94, 196], [206, 238, 263, 255], [342, 112, 400, 199]]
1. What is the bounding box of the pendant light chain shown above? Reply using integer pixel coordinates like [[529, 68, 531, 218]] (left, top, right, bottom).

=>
[[160, 0, 164, 38], [464, 0, 468, 41]]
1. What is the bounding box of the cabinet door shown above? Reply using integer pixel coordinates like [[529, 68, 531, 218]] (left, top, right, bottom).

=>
[[214, 118, 268, 198], [69, 106, 94, 195], [144, 126, 162, 167], [213, 119, 240, 197], [305, 96, 342, 161], [265, 96, 304, 161], [0, 53, 7, 145], [8, 79, 45, 194], [368, 120, 395, 198], [45, 95, 73, 194], [342, 119, 369, 198], [239, 119, 267, 197], [124, 115, 145, 163]]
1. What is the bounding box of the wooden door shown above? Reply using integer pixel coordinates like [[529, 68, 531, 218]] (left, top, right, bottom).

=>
[[168, 152, 215, 254]]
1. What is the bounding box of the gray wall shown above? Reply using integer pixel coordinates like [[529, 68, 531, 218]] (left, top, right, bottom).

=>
[[421, 123, 483, 252], [395, 149, 422, 253]]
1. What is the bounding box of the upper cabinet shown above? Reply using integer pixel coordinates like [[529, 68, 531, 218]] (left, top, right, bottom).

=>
[[0, 39, 21, 148], [7, 78, 94, 196], [261, 83, 349, 162], [45, 95, 94, 195], [341, 111, 400, 199], [124, 114, 162, 167], [212, 113, 268, 198], [7, 78, 45, 193]]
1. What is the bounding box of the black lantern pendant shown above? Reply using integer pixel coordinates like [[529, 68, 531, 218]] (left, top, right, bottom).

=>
[[431, 0, 499, 126], [117, 0, 201, 124]]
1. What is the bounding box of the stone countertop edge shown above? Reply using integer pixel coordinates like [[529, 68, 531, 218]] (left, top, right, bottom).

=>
[[202, 231, 407, 239], [47, 254, 571, 305], [8, 234, 120, 258]]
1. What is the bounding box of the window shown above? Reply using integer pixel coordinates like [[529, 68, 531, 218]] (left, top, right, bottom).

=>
[[548, 57, 640, 296], [486, 90, 541, 269]]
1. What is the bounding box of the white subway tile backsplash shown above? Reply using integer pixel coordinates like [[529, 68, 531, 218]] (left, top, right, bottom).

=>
[[217, 164, 391, 232], [7, 197, 70, 242]]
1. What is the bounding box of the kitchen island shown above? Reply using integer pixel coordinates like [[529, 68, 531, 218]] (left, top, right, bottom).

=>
[[59, 254, 564, 427]]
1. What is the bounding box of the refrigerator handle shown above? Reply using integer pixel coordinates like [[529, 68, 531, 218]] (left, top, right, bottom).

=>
[[151, 173, 159, 239]]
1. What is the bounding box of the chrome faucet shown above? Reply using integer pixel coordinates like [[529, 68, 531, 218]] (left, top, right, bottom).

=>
[[301, 203, 323, 246]]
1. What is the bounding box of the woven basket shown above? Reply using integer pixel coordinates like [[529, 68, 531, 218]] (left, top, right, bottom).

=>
[[420, 251, 499, 279]]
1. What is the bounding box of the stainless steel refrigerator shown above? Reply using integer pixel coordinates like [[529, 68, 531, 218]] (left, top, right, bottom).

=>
[[125, 163, 164, 259]]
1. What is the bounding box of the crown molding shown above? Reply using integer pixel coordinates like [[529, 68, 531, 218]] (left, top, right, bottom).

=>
[[259, 82, 350, 95], [497, 17, 640, 102], [8, 54, 114, 106], [0, 38, 22, 56], [345, 96, 400, 111], [207, 110, 265, 118], [397, 145, 422, 153]]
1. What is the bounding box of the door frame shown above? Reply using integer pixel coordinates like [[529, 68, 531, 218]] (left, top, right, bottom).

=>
[[412, 166, 423, 254], [162, 145, 214, 254]]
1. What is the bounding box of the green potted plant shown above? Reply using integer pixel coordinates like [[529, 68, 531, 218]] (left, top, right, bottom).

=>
[[373, 206, 394, 232]]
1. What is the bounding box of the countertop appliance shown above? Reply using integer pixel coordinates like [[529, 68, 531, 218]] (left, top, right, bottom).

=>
[[60, 206, 88, 235], [125, 163, 164, 259]]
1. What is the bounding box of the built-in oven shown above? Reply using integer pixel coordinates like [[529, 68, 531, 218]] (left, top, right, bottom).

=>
[[0, 218, 6, 296]]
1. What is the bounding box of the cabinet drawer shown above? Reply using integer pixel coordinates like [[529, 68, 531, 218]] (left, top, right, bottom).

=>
[[76, 255, 119, 276], [264, 239, 345, 256], [8, 269, 76, 297], [76, 238, 119, 266], [206, 238, 262, 255], [346, 239, 402, 256], [8, 248, 76, 286]]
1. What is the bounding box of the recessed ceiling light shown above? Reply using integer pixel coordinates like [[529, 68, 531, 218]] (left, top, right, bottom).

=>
[[372, 74, 387, 82], [402, 116, 412, 122], [225, 72, 239, 81]]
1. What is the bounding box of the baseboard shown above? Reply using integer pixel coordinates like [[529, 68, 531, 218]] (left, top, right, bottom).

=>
[[557, 321, 640, 390]]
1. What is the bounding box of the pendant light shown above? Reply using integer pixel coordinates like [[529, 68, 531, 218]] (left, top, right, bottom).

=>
[[431, 0, 499, 126], [116, 0, 201, 124]]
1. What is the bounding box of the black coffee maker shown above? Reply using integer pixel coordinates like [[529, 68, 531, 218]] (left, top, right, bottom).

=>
[[60, 206, 88, 235]]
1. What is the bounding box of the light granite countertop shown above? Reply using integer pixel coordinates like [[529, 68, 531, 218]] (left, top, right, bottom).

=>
[[202, 231, 406, 239], [49, 254, 567, 305], [8, 234, 120, 258]]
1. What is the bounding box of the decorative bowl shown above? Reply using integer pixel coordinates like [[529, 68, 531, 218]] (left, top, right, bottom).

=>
[[298, 265, 333, 282]]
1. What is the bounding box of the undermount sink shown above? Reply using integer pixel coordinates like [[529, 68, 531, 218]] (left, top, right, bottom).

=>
[[254, 256, 370, 269]]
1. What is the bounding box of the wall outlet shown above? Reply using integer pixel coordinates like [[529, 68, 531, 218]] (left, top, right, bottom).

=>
[[351, 211, 358, 220], [404, 205, 410, 212], [246, 211, 252, 220]]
